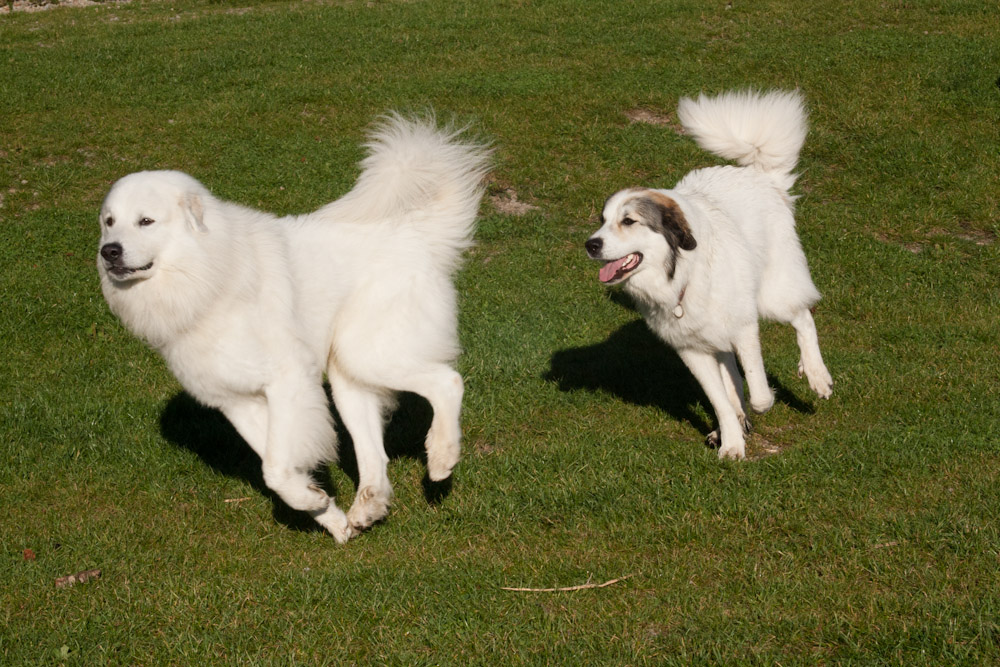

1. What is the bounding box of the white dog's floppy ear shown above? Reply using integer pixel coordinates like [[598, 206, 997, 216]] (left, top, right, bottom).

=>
[[182, 192, 208, 232], [658, 203, 697, 252]]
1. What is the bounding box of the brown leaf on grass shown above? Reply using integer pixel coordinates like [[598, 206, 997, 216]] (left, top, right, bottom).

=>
[[23, 548, 36, 561], [55, 569, 102, 588]]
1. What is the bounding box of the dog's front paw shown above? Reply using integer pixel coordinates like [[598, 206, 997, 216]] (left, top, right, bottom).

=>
[[309, 504, 356, 544], [718, 441, 746, 461], [708, 429, 746, 460], [705, 429, 721, 450], [347, 484, 393, 532]]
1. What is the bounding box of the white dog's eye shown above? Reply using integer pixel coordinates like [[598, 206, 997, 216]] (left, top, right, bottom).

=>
[[622, 217, 637, 226], [104, 216, 114, 227], [138, 217, 156, 227]]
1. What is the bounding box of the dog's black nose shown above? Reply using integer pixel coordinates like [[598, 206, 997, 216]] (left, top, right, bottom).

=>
[[585, 237, 603, 256], [101, 242, 123, 263]]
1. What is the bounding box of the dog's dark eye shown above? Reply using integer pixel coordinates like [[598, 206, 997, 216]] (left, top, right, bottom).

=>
[[138, 217, 155, 227], [104, 216, 114, 227], [622, 217, 637, 226]]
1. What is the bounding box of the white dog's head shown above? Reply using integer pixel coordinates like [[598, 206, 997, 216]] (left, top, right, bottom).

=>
[[97, 170, 210, 285], [585, 188, 697, 285]]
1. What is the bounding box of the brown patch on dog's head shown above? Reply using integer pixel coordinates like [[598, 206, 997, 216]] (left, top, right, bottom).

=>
[[638, 190, 697, 252]]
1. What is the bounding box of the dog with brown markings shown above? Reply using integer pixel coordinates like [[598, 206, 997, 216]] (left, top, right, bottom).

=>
[[585, 89, 833, 460]]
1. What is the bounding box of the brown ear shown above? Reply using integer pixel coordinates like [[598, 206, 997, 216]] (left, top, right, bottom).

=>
[[655, 198, 697, 252], [634, 192, 697, 280]]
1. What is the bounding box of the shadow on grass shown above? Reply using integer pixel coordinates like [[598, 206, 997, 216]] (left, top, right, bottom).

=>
[[159, 390, 450, 533], [546, 319, 714, 437], [545, 293, 815, 445]]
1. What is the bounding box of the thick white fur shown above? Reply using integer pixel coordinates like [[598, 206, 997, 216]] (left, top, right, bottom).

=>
[[586, 89, 832, 460], [98, 116, 491, 541]]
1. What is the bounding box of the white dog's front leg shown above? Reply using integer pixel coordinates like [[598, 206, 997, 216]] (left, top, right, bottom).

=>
[[223, 394, 353, 541], [678, 348, 747, 460], [261, 379, 355, 540]]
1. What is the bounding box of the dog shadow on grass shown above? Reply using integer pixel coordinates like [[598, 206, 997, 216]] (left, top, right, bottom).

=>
[[159, 391, 449, 533], [545, 293, 814, 447]]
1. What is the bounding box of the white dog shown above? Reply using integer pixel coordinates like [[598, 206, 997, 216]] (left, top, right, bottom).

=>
[[98, 116, 491, 541], [585, 90, 833, 460]]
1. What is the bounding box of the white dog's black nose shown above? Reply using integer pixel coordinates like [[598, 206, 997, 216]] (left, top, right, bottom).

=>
[[585, 237, 603, 256], [101, 242, 123, 263]]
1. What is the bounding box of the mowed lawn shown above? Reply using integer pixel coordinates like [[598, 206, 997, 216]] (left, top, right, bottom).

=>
[[1, 0, 997, 663]]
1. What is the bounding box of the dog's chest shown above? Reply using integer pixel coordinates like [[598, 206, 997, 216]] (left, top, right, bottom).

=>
[[159, 316, 280, 408], [630, 285, 729, 353]]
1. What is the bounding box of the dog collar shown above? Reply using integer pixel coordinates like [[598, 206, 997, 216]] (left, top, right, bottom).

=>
[[673, 285, 687, 318]]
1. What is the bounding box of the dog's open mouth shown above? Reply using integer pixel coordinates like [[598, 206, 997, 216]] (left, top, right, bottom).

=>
[[598, 253, 642, 284], [107, 261, 154, 279]]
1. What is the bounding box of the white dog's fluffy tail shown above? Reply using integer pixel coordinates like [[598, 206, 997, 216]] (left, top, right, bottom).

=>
[[335, 114, 492, 252], [677, 89, 807, 183]]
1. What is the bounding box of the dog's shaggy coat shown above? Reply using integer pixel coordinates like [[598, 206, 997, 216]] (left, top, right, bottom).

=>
[[586, 90, 832, 460], [98, 116, 490, 541]]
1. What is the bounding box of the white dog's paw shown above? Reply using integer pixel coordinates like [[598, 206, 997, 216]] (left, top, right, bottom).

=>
[[750, 389, 775, 414], [718, 441, 747, 461], [708, 429, 746, 460], [425, 427, 461, 482], [347, 484, 393, 532], [309, 503, 356, 544], [799, 359, 833, 399], [705, 429, 721, 450]]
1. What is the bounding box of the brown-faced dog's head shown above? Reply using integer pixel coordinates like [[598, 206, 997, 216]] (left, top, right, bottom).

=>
[[585, 188, 696, 285]]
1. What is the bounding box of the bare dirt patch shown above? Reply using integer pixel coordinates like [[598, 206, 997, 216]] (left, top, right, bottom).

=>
[[876, 227, 995, 254], [1, 0, 127, 13], [625, 108, 684, 133], [490, 188, 539, 216]]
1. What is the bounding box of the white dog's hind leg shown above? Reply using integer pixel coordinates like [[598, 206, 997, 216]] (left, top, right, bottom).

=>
[[791, 309, 833, 399], [733, 325, 775, 414], [678, 349, 747, 460], [328, 368, 394, 533], [388, 366, 464, 481]]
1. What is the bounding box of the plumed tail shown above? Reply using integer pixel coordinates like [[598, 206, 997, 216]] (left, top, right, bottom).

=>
[[677, 89, 807, 181], [333, 114, 492, 250]]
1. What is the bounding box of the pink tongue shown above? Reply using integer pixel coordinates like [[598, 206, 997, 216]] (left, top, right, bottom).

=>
[[599, 256, 631, 283]]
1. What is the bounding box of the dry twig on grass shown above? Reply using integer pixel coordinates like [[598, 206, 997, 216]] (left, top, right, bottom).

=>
[[55, 569, 102, 588], [500, 574, 633, 593]]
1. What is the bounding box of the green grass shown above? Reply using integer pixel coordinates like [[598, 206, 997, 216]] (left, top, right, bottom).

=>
[[2, 0, 998, 663]]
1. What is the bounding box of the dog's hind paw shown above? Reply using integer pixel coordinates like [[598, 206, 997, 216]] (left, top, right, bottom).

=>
[[799, 359, 833, 399], [750, 390, 775, 414], [426, 430, 461, 482]]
